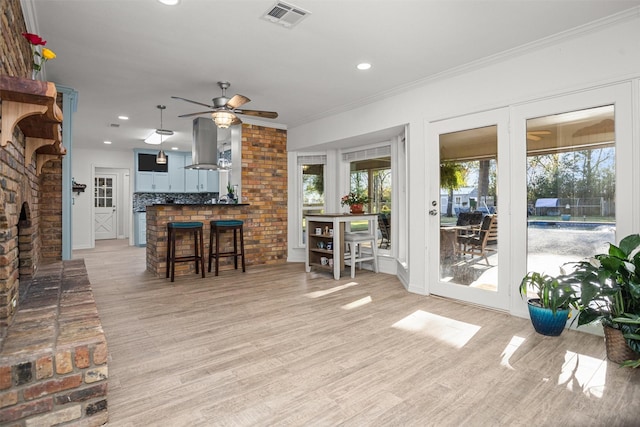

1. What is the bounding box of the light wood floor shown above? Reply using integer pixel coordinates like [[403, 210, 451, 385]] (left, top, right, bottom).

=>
[[74, 240, 640, 426]]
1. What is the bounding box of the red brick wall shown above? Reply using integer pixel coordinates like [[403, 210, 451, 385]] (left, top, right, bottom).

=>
[[1, 0, 31, 78], [241, 124, 288, 262], [0, 0, 62, 327]]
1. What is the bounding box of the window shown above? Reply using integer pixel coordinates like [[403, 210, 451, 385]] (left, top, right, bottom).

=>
[[343, 146, 392, 251], [94, 177, 113, 208], [299, 155, 326, 246]]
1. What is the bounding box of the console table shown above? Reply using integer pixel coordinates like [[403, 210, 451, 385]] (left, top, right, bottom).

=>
[[305, 213, 378, 280]]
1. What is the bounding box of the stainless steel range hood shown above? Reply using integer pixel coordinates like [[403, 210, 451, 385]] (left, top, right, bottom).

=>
[[185, 117, 219, 170]]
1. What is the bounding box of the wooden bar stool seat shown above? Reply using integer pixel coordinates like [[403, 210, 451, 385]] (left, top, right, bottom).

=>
[[208, 220, 246, 276], [166, 221, 205, 282]]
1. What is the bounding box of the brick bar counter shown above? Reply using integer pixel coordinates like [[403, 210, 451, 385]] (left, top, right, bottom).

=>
[[0, 260, 108, 426], [146, 203, 286, 278]]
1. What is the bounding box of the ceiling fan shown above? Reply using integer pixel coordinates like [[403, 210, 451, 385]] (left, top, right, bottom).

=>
[[171, 81, 278, 128], [526, 130, 551, 141]]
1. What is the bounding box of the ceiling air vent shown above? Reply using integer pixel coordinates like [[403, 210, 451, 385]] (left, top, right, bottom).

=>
[[262, 1, 310, 28]]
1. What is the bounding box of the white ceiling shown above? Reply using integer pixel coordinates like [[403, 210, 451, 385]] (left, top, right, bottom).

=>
[[27, 0, 640, 153]]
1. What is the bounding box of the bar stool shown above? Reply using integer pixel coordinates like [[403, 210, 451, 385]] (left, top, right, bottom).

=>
[[209, 220, 246, 276], [166, 222, 205, 282], [344, 232, 379, 278]]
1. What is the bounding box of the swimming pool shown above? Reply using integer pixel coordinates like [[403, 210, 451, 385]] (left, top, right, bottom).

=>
[[528, 221, 615, 231]]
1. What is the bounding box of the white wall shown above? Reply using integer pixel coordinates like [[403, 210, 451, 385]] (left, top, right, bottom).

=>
[[72, 148, 135, 250], [287, 13, 640, 298]]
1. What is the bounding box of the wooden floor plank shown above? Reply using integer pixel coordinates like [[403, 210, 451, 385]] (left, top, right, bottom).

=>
[[74, 239, 640, 426]]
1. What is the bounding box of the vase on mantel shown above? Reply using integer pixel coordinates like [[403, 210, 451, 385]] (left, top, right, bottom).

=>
[[350, 204, 364, 214]]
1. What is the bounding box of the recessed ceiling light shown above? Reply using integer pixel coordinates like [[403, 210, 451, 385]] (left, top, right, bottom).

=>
[[104, 141, 112, 145], [158, 0, 180, 5], [171, 147, 179, 150], [118, 115, 129, 120], [357, 63, 371, 70]]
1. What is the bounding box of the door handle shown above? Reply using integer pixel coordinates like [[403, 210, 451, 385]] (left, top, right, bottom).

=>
[[429, 209, 438, 216]]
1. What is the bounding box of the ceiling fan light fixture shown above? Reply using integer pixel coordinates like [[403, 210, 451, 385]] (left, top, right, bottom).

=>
[[212, 110, 236, 129]]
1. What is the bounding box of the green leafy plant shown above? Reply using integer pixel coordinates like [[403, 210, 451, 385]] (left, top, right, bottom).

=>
[[519, 271, 577, 314], [565, 234, 640, 366], [227, 182, 234, 196]]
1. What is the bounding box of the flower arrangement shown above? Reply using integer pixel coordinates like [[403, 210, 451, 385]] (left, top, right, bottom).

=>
[[340, 192, 368, 207], [22, 32, 56, 78]]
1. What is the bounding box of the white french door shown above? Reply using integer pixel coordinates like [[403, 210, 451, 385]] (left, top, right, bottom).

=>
[[427, 108, 510, 311], [426, 83, 635, 315]]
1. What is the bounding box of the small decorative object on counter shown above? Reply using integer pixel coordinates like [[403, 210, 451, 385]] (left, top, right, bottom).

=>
[[341, 192, 369, 214], [226, 183, 238, 204]]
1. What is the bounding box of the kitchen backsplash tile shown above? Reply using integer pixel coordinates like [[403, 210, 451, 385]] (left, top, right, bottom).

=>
[[133, 192, 218, 212]]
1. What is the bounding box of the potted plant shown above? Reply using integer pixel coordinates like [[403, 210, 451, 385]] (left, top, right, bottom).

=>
[[566, 234, 640, 367], [341, 192, 369, 214], [226, 183, 237, 203], [519, 271, 577, 336]]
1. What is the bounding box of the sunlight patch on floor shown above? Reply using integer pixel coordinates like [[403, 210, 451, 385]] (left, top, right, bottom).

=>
[[500, 335, 526, 370], [305, 281, 359, 298], [341, 296, 372, 310], [558, 351, 606, 398], [391, 310, 481, 348]]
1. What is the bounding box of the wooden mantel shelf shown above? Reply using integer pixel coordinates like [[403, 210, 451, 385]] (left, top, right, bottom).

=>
[[0, 75, 65, 174]]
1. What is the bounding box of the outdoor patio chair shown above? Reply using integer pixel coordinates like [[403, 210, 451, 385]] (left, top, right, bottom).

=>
[[378, 213, 391, 249], [456, 214, 497, 265]]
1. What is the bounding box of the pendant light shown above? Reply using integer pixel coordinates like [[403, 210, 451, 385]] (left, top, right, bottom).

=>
[[156, 105, 167, 164]]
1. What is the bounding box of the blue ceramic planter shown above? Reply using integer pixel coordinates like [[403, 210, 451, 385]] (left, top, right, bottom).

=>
[[527, 299, 570, 336]]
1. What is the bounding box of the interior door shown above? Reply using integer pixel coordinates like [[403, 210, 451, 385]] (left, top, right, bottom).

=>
[[427, 108, 510, 311], [94, 174, 117, 240]]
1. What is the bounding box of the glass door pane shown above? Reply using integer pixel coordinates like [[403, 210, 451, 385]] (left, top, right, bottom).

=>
[[525, 105, 615, 285], [439, 126, 498, 290], [301, 164, 325, 245]]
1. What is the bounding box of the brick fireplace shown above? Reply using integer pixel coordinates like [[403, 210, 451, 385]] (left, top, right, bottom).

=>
[[0, 2, 108, 425]]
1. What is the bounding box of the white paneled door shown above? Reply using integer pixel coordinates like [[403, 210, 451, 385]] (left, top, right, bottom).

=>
[[94, 174, 117, 240]]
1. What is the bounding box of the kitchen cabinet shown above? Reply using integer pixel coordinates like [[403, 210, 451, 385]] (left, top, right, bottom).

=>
[[185, 168, 219, 193], [136, 171, 169, 192], [134, 150, 218, 193], [135, 149, 170, 192], [168, 152, 185, 192], [135, 212, 147, 246]]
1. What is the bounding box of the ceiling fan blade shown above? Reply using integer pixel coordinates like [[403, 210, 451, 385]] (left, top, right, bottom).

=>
[[178, 111, 213, 118], [171, 96, 214, 109], [528, 130, 551, 135], [227, 94, 251, 109], [235, 109, 278, 119], [231, 116, 243, 126]]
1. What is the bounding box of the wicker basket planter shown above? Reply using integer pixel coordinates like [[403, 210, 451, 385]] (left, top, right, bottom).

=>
[[604, 325, 640, 364]]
